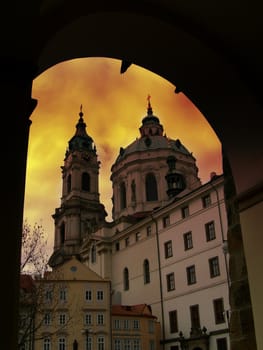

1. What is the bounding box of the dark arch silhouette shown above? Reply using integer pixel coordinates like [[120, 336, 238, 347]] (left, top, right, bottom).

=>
[[1, 4, 262, 350]]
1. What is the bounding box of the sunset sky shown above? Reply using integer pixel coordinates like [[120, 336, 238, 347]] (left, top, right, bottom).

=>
[[24, 57, 222, 254]]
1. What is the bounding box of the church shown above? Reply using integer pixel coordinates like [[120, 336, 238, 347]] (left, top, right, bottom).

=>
[[48, 99, 230, 350]]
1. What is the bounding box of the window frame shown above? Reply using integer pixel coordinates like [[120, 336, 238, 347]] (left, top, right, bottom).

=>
[[85, 312, 92, 326], [183, 231, 193, 250], [164, 240, 173, 258], [162, 215, 170, 228], [205, 220, 216, 241], [213, 298, 225, 324], [169, 310, 178, 333], [202, 193, 211, 208], [186, 265, 197, 285], [85, 289, 92, 302], [181, 205, 189, 219], [97, 290, 104, 301], [166, 272, 175, 291], [209, 256, 220, 278], [43, 337, 51, 350], [190, 304, 201, 330]]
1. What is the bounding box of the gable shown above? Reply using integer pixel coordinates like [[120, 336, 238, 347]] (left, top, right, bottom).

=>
[[48, 256, 104, 281]]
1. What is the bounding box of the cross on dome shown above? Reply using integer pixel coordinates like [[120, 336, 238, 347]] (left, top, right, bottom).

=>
[[147, 95, 153, 115]]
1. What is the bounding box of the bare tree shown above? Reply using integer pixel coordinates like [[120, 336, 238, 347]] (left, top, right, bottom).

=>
[[19, 221, 73, 350], [20, 220, 49, 276]]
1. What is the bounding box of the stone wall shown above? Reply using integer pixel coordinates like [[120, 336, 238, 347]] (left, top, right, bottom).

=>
[[223, 151, 257, 350]]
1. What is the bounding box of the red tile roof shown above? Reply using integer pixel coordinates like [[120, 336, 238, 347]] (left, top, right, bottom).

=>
[[112, 304, 156, 319]]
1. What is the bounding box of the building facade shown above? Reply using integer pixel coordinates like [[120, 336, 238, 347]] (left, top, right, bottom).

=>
[[112, 304, 161, 350], [34, 257, 112, 350], [48, 101, 230, 350]]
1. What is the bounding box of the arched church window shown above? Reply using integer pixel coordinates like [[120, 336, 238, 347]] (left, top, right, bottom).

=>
[[82, 172, 90, 191], [123, 267, 129, 291], [60, 222, 65, 244], [67, 175, 71, 193], [145, 173, 158, 201], [120, 182, 127, 209], [143, 259, 150, 284], [91, 244, 96, 263]]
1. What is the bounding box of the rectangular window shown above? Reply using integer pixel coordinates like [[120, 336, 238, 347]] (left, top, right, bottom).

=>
[[205, 221, 216, 241], [163, 216, 170, 228], [147, 226, 152, 237], [43, 312, 51, 325], [59, 288, 67, 302], [183, 231, 193, 250], [114, 319, 121, 329], [85, 290, 92, 301], [97, 313, 104, 325], [58, 337, 66, 350], [123, 319, 129, 329], [44, 289, 52, 303], [164, 240, 173, 258], [58, 313, 67, 325], [133, 319, 140, 329], [181, 206, 189, 218], [190, 304, 200, 329], [216, 337, 228, 350], [167, 272, 175, 291], [209, 256, 220, 277], [97, 290, 104, 301], [169, 310, 178, 333], [43, 338, 51, 350], [134, 339, 141, 350], [124, 339, 131, 350], [202, 194, 211, 208], [86, 336, 92, 350], [98, 336, 105, 350], [125, 237, 130, 247], [186, 265, 196, 285], [85, 313, 92, 325], [114, 339, 121, 350], [213, 298, 225, 324]]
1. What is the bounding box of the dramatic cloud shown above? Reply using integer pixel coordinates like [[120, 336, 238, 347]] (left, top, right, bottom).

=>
[[24, 57, 222, 254]]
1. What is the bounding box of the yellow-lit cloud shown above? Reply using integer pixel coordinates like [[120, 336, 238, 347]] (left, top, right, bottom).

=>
[[24, 57, 222, 254]]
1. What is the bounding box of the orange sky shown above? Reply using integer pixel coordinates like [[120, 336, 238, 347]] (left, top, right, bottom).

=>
[[24, 57, 222, 255]]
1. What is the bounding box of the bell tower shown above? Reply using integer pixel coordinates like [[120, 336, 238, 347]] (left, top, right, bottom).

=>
[[49, 106, 107, 267]]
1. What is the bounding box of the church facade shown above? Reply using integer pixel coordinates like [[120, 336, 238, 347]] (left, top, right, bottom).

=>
[[49, 101, 230, 350]]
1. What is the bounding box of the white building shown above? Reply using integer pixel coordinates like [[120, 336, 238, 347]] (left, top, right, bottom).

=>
[[49, 100, 230, 350]]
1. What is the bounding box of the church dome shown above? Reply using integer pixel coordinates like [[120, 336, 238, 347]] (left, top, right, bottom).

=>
[[110, 97, 201, 221], [115, 136, 191, 163]]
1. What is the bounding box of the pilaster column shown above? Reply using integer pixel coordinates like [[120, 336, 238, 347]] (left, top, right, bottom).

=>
[[0, 58, 37, 350]]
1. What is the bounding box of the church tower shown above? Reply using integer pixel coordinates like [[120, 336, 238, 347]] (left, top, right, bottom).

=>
[[49, 106, 107, 267]]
